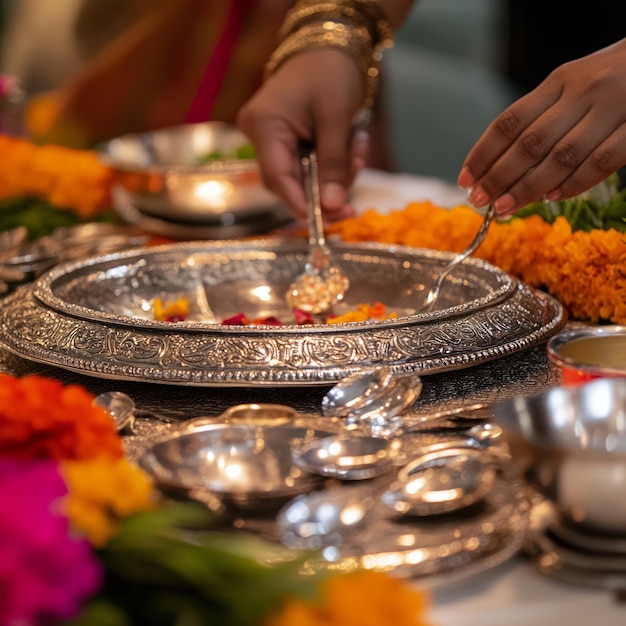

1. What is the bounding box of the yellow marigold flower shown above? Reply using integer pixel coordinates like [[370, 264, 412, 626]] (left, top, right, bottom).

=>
[[263, 571, 430, 626], [63, 458, 156, 547]]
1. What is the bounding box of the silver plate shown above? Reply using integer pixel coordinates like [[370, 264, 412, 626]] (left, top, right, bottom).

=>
[[0, 239, 566, 387]]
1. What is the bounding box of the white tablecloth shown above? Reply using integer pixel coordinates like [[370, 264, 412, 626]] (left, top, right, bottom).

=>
[[352, 169, 625, 626]]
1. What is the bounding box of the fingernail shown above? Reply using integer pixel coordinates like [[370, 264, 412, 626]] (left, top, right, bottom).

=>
[[457, 167, 475, 189], [468, 186, 489, 208], [494, 193, 516, 215], [321, 182, 346, 210], [544, 189, 562, 202]]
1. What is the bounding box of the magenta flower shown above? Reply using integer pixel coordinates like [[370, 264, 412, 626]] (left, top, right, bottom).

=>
[[0, 459, 102, 625]]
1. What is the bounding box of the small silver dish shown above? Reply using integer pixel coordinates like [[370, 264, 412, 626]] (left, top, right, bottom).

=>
[[292, 434, 401, 480], [139, 423, 329, 510], [381, 446, 497, 516]]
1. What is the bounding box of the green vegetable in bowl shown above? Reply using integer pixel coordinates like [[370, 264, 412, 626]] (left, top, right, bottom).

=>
[[195, 142, 256, 165]]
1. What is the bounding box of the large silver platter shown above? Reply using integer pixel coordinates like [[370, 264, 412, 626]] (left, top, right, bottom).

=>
[[0, 239, 566, 386]]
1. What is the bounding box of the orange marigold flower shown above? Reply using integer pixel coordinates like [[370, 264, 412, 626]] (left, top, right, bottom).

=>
[[262, 570, 430, 626], [329, 204, 626, 325], [0, 374, 123, 461], [0, 134, 115, 218]]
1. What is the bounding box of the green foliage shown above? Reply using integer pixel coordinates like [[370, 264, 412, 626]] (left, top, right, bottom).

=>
[[71, 502, 322, 626], [0, 196, 115, 239], [512, 174, 626, 233]]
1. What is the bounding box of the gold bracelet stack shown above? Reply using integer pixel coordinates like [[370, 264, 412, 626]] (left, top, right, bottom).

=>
[[264, 0, 394, 111]]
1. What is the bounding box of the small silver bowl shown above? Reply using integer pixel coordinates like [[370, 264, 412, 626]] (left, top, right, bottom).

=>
[[99, 122, 280, 224], [495, 378, 626, 534], [139, 422, 329, 510], [548, 325, 626, 384]]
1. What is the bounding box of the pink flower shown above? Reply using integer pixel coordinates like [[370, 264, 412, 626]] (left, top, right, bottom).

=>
[[0, 459, 102, 625]]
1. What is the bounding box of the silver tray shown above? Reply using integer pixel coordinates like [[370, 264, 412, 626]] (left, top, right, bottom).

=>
[[0, 239, 566, 387]]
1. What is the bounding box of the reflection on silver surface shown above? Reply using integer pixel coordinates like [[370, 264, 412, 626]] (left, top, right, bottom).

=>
[[276, 473, 531, 582], [292, 434, 401, 480], [139, 423, 330, 509], [99, 122, 280, 223], [495, 378, 626, 534], [278, 486, 376, 550], [381, 446, 497, 516], [0, 239, 566, 386]]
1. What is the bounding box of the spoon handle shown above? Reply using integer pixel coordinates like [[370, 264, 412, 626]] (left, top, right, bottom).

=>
[[300, 144, 326, 249], [436, 204, 495, 282], [422, 204, 495, 311]]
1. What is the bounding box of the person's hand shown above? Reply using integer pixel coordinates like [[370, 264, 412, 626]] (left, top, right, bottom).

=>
[[237, 49, 368, 220], [458, 38, 626, 217]]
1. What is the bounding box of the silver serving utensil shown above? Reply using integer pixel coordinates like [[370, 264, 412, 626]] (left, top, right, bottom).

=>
[[381, 445, 497, 516], [322, 367, 394, 418], [292, 434, 401, 480], [322, 367, 422, 438], [419, 204, 495, 313], [93, 390, 136, 433], [286, 145, 349, 314]]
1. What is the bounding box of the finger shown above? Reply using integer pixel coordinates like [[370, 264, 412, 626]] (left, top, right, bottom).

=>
[[458, 83, 560, 190], [467, 96, 590, 209], [314, 104, 358, 213], [547, 122, 626, 201], [491, 111, 623, 215], [238, 107, 308, 217]]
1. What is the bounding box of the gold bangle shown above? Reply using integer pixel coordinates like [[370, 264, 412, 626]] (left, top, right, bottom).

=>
[[280, 0, 394, 51], [265, 20, 376, 102]]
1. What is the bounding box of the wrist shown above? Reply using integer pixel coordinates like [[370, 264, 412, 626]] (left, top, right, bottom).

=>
[[265, 0, 394, 111]]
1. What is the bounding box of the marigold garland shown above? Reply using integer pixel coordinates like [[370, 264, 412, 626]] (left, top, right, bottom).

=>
[[0, 373, 123, 461], [328, 201, 626, 324], [0, 135, 115, 219]]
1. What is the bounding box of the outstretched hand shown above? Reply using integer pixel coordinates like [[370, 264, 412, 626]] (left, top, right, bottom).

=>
[[458, 38, 626, 217]]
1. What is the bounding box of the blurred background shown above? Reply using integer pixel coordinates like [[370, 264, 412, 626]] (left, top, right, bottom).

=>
[[0, 0, 624, 183]]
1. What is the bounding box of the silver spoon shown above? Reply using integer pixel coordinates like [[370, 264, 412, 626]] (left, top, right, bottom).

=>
[[286, 145, 349, 314], [381, 445, 497, 516], [93, 391, 136, 433], [420, 204, 496, 313]]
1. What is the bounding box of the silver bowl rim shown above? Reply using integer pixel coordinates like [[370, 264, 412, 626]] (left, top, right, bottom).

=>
[[547, 325, 626, 378], [97, 122, 261, 176], [32, 238, 517, 334]]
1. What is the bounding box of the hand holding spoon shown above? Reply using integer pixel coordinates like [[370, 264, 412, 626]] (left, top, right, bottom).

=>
[[286, 144, 349, 314]]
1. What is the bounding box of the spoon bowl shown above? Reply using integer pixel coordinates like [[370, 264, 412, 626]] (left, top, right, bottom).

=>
[[277, 486, 376, 550], [93, 390, 136, 433], [292, 434, 401, 480], [322, 367, 422, 437], [286, 146, 349, 314], [381, 446, 497, 516]]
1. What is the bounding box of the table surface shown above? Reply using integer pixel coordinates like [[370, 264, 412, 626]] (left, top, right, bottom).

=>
[[2, 168, 623, 625]]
